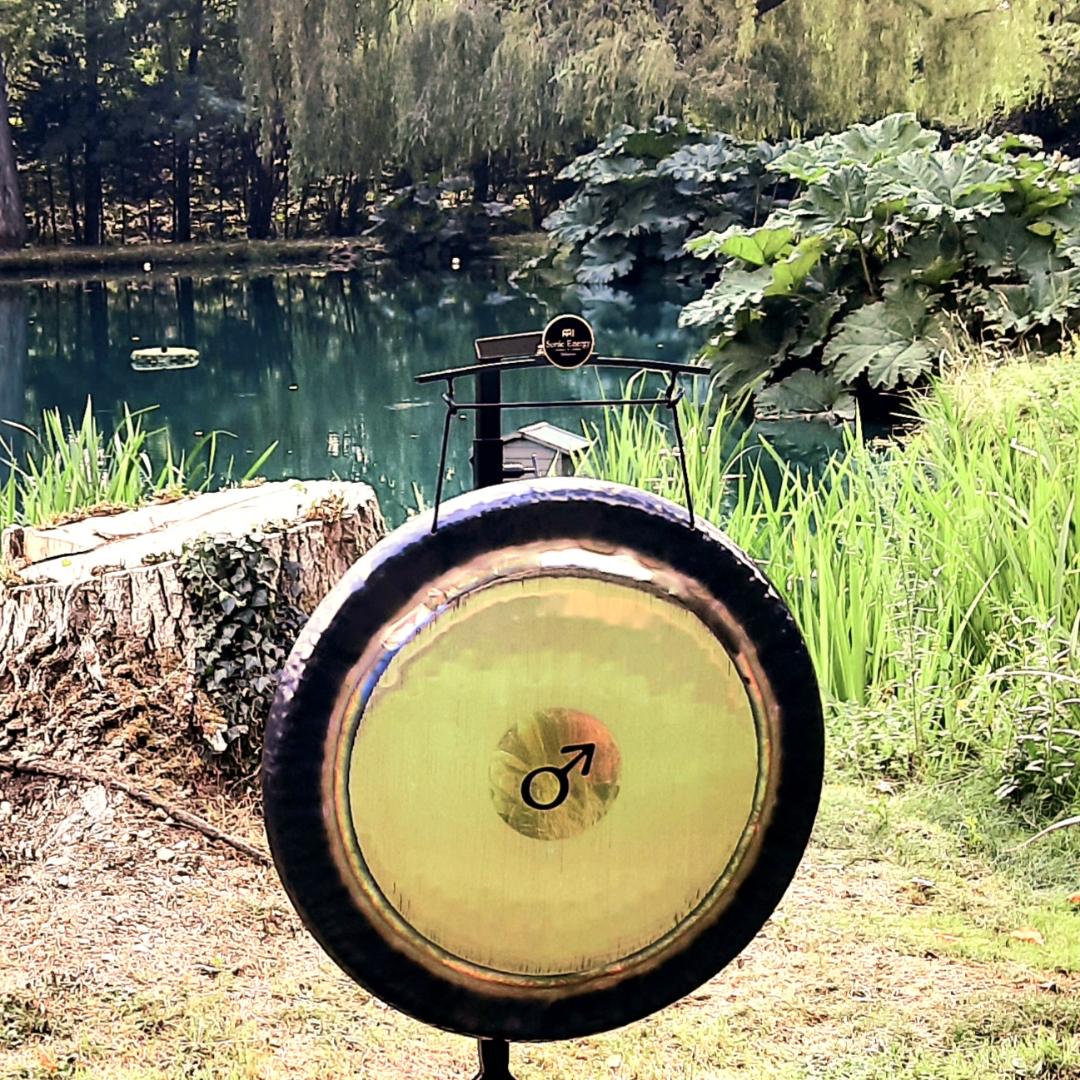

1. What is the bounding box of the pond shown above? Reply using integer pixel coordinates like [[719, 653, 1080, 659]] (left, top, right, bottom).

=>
[[0, 263, 848, 527]]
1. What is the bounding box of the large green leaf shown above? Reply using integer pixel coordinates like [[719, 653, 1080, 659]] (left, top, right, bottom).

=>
[[704, 311, 799, 392], [880, 228, 967, 292], [766, 237, 827, 295], [693, 224, 795, 266], [789, 293, 845, 359], [622, 129, 686, 162], [969, 213, 1062, 279], [822, 291, 939, 388], [557, 126, 636, 181], [678, 266, 774, 330], [590, 155, 649, 186], [882, 149, 1011, 222], [578, 236, 636, 285], [598, 188, 661, 239], [791, 164, 895, 235], [543, 193, 609, 246], [775, 113, 940, 181], [756, 371, 857, 421], [656, 138, 747, 187], [968, 270, 1080, 334], [658, 223, 692, 261]]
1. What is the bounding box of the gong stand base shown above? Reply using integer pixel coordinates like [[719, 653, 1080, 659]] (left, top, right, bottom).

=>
[[474, 1038, 517, 1079]]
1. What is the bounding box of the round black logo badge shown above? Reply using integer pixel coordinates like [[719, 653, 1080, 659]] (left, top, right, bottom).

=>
[[541, 314, 596, 370]]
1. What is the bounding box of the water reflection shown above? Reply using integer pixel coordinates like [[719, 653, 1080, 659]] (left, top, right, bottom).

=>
[[11, 266, 700, 523], [6, 265, 849, 526]]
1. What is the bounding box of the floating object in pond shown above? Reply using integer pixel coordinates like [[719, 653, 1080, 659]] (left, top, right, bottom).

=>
[[131, 346, 200, 372], [288, 384, 300, 392]]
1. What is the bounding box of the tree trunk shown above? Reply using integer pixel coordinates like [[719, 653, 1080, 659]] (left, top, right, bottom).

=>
[[244, 126, 285, 241], [0, 56, 27, 249], [83, 0, 105, 247], [0, 482, 385, 766], [174, 0, 205, 245], [118, 163, 127, 243], [45, 165, 59, 244], [471, 156, 491, 203], [344, 177, 366, 234], [64, 149, 83, 244]]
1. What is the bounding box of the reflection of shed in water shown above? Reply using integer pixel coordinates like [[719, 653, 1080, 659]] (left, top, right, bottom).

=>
[[498, 422, 590, 478]]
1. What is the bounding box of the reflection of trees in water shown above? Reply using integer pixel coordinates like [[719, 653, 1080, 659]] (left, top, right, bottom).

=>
[[24, 267, 825, 525], [0, 285, 27, 426]]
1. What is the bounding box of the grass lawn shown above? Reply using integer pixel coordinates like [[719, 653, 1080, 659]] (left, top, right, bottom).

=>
[[1, 777, 1076, 1080]]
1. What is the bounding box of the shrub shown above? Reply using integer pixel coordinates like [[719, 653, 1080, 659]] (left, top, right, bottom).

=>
[[366, 180, 527, 267], [681, 113, 1080, 412], [519, 117, 787, 288]]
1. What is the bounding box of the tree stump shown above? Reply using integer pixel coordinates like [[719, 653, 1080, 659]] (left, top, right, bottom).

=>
[[0, 481, 385, 771]]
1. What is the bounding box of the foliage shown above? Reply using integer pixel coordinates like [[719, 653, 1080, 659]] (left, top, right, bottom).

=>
[[0, 400, 274, 531], [752, 0, 1053, 136], [681, 114, 1080, 407], [577, 349, 1080, 822], [3, 0, 253, 244], [365, 181, 526, 267], [992, 622, 1080, 816], [2, 0, 1065, 252], [519, 118, 786, 288], [179, 532, 304, 762]]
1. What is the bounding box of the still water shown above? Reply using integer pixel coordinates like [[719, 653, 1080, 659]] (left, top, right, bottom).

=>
[[1, 263, 845, 526]]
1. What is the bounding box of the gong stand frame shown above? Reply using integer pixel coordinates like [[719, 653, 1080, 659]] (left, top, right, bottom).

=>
[[416, 331, 711, 1077], [416, 335, 711, 535]]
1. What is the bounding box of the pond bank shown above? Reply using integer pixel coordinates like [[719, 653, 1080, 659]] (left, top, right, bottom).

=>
[[0, 234, 548, 280], [0, 239, 338, 279]]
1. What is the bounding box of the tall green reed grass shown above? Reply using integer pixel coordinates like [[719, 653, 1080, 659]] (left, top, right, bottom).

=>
[[577, 357, 1080, 821], [0, 399, 277, 532]]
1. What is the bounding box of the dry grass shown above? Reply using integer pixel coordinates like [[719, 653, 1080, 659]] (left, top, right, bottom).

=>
[[1, 775, 1077, 1080]]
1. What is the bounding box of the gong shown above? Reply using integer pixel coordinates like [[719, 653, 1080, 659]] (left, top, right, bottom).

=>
[[262, 478, 823, 1041]]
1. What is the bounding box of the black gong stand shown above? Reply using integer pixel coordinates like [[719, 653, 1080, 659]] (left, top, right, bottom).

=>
[[416, 328, 711, 533], [474, 1038, 514, 1079], [417, 323, 711, 1078]]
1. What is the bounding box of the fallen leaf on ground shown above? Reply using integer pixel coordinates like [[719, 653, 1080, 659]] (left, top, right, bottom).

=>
[[35, 1049, 58, 1073], [1008, 928, 1046, 946]]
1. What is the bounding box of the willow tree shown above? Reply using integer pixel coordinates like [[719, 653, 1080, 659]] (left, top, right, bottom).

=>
[[392, 1, 770, 188], [238, 0, 406, 179], [750, 0, 1054, 135]]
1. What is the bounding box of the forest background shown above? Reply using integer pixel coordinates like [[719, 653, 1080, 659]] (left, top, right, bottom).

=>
[[1, 0, 1079, 252]]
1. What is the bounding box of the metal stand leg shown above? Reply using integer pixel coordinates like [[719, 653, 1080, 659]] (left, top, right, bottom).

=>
[[473, 1038, 517, 1079]]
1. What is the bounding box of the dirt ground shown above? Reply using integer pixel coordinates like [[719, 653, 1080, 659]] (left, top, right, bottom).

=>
[[1, 772, 1077, 1080]]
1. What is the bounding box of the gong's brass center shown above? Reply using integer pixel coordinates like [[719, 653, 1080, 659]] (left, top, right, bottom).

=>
[[490, 707, 622, 841]]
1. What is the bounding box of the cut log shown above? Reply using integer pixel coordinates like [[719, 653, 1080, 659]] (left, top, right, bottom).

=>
[[0, 481, 385, 770]]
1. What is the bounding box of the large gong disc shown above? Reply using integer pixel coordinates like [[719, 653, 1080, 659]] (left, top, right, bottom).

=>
[[263, 479, 823, 1041]]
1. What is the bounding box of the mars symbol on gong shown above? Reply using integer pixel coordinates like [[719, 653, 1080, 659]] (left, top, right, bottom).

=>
[[520, 742, 597, 811], [490, 705, 623, 842]]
